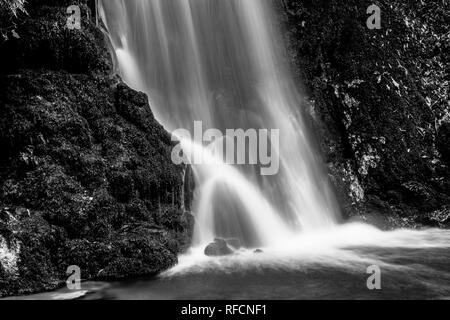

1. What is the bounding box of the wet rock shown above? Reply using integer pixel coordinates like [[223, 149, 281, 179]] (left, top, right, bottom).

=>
[[96, 227, 178, 280], [279, 0, 450, 221], [204, 238, 233, 257], [225, 238, 242, 249], [108, 171, 135, 203], [437, 122, 450, 165], [419, 206, 450, 228], [177, 211, 195, 251], [0, 0, 193, 297], [400, 181, 439, 210], [1, 0, 111, 75], [254, 249, 263, 254]]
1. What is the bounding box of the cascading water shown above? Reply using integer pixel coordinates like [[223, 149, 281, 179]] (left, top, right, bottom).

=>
[[99, 0, 340, 248], [9, 0, 450, 301]]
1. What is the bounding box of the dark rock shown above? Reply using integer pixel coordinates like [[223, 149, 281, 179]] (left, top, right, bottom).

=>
[[0, 1, 194, 297], [204, 238, 233, 257], [400, 181, 439, 210], [1, 1, 111, 74], [437, 122, 450, 164], [97, 227, 178, 280], [278, 0, 450, 220], [418, 206, 450, 228], [254, 249, 263, 254], [176, 211, 195, 252], [347, 195, 422, 230], [108, 171, 135, 203]]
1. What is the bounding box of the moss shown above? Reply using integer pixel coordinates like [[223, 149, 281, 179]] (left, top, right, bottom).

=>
[[0, 1, 193, 297], [277, 0, 450, 223], [1, 1, 109, 74]]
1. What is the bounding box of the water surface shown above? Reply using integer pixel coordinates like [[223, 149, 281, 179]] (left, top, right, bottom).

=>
[[16, 224, 450, 300]]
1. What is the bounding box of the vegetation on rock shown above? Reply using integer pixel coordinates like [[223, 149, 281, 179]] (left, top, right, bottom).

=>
[[0, 0, 448, 298], [276, 0, 449, 228], [0, 0, 192, 297]]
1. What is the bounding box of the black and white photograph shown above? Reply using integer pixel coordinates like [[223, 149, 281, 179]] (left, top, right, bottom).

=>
[[0, 0, 449, 307]]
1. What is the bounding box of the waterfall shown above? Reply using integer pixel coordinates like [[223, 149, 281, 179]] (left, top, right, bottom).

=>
[[99, 0, 341, 248]]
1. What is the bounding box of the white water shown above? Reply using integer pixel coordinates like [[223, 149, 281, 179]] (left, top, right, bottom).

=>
[[8, 223, 450, 299], [164, 223, 450, 276], [97, 1, 450, 286], [99, 0, 340, 248], [4, 0, 450, 302]]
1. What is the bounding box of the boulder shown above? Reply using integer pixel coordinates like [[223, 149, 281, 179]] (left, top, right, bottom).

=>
[[204, 238, 233, 257], [225, 238, 242, 249], [0, 0, 193, 297]]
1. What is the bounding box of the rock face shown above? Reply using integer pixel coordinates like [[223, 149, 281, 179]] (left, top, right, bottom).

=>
[[0, 0, 193, 297], [204, 239, 233, 257], [277, 0, 449, 227], [437, 123, 450, 165]]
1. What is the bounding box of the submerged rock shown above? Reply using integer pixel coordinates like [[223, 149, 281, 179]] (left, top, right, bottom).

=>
[[204, 239, 233, 257]]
